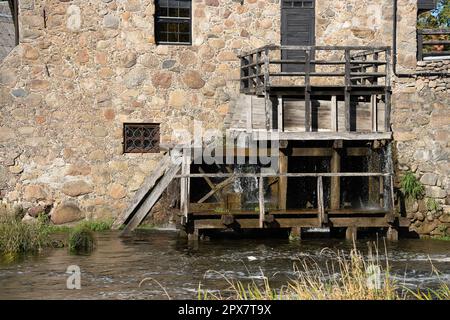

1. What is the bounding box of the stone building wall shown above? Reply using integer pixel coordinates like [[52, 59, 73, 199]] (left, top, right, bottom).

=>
[[1, 0, 445, 233], [392, 60, 450, 237]]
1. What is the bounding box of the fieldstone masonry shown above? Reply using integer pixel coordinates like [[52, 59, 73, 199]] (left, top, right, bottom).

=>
[[0, 0, 448, 236], [0, 1, 16, 61]]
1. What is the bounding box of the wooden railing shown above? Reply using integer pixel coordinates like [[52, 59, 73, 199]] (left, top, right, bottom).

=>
[[238, 45, 392, 133], [239, 45, 391, 95], [417, 29, 450, 61], [176, 171, 395, 228]]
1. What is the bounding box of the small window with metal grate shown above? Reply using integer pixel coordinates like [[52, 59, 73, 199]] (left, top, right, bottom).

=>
[[123, 123, 160, 153]]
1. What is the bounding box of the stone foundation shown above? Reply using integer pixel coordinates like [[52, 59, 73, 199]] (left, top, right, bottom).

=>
[[392, 59, 450, 237]]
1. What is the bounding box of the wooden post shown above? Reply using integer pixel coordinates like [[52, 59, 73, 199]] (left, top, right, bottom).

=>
[[277, 96, 284, 132], [330, 145, 341, 210], [188, 228, 199, 242], [386, 226, 398, 241], [384, 48, 391, 132], [278, 148, 288, 210], [331, 95, 338, 132], [317, 176, 326, 225], [371, 95, 378, 132], [258, 175, 265, 228], [344, 49, 351, 132], [345, 226, 357, 241], [180, 148, 191, 222], [247, 96, 253, 133], [417, 30, 423, 61], [305, 51, 311, 132], [290, 227, 302, 240]]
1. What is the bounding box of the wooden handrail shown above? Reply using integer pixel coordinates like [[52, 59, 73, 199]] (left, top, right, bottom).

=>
[[417, 29, 450, 61]]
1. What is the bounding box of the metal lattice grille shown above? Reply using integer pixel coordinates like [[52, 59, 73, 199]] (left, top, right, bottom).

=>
[[123, 124, 160, 153]]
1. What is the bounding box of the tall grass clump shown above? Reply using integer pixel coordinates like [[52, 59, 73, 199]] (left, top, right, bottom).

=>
[[400, 172, 424, 200], [68, 225, 95, 253], [0, 215, 51, 254], [199, 243, 399, 300], [80, 219, 113, 232]]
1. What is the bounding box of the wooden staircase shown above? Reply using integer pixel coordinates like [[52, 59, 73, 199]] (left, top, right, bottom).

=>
[[112, 148, 184, 234]]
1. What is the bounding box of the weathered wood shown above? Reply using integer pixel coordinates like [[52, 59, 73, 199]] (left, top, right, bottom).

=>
[[252, 131, 392, 141], [277, 96, 284, 132], [345, 226, 358, 241], [371, 95, 378, 132], [180, 149, 191, 220], [331, 95, 338, 132], [304, 51, 311, 132], [112, 151, 176, 230], [344, 49, 351, 131], [330, 148, 341, 210], [198, 167, 223, 202], [258, 176, 265, 228], [197, 176, 234, 203], [317, 176, 326, 225], [178, 172, 392, 178], [121, 155, 183, 235], [221, 214, 235, 226], [278, 149, 288, 210], [386, 227, 398, 241]]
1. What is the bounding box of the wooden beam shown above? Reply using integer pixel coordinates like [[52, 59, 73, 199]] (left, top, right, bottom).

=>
[[197, 176, 234, 203], [317, 176, 327, 225], [277, 96, 284, 132], [345, 226, 358, 241], [198, 167, 223, 202], [331, 95, 338, 132], [252, 131, 392, 141], [278, 149, 288, 210], [371, 95, 378, 132], [344, 49, 351, 132], [258, 176, 265, 228], [330, 147, 341, 210], [180, 149, 191, 221]]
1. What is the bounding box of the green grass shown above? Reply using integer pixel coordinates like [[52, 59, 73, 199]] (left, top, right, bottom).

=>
[[197, 243, 450, 301], [400, 172, 424, 200], [426, 198, 441, 212], [68, 225, 95, 253], [0, 215, 51, 254]]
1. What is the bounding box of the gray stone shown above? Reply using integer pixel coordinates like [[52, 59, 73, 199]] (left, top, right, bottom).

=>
[[420, 173, 438, 186], [162, 60, 176, 69], [123, 67, 147, 88], [425, 186, 447, 199], [11, 88, 28, 98], [66, 5, 82, 32], [103, 14, 120, 29]]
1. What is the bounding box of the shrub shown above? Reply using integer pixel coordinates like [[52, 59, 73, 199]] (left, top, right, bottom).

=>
[[68, 225, 95, 253], [400, 172, 424, 200], [0, 215, 51, 254]]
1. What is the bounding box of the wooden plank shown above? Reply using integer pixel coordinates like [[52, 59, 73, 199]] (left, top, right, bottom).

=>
[[331, 95, 338, 132], [344, 49, 351, 132], [121, 155, 183, 235], [197, 176, 234, 203], [179, 172, 392, 178], [181, 149, 192, 220], [112, 152, 174, 230], [304, 51, 311, 132], [317, 176, 326, 225], [278, 148, 288, 210], [252, 131, 392, 141], [277, 96, 284, 132], [330, 148, 341, 210], [371, 95, 378, 132], [258, 176, 265, 228], [198, 167, 222, 202]]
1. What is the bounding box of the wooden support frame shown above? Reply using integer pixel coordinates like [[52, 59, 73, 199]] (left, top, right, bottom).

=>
[[331, 95, 338, 132], [180, 148, 191, 221], [371, 94, 378, 132], [258, 175, 265, 228], [278, 147, 288, 210]]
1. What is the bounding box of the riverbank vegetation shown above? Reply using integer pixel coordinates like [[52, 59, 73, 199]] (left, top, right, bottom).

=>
[[198, 244, 449, 300], [0, 205, 112, 255]]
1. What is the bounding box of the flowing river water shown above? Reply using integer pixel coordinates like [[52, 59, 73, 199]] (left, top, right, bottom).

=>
[[0, 230, 449, 299]]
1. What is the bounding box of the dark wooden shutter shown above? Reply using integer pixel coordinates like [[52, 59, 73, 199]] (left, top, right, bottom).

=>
[[281, 0, 315, 72], [418, 0, 437, 11]]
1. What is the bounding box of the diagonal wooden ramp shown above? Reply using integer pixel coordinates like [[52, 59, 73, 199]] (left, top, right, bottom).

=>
[[112, 149, 184, 235]]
